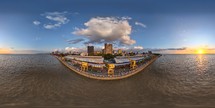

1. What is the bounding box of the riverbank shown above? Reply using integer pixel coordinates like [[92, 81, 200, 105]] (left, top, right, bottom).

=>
[[55, 54, 161, 80]]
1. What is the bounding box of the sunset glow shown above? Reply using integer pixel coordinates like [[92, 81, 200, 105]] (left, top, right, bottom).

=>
[[196, 49, 205, 54], [0, 48, 11, 54]]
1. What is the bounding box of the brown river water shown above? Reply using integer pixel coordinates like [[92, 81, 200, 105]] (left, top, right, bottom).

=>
[[0, 54, 215, 107]]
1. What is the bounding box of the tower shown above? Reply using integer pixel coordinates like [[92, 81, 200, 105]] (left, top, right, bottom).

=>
[[104, 43, 113, 54], [87, 46, 94, 56]]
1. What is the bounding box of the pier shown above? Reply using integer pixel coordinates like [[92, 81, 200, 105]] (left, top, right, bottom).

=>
[[55, 54, 161, 80]]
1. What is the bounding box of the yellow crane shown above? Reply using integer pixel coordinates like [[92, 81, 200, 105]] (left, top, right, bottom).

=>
[[107, 64, 115, 76], [81, 62, 88, 72], [127, 57, 137, 70]]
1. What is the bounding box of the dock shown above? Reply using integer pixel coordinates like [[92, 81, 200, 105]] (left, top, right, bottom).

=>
[[55, 55, 161, 80]]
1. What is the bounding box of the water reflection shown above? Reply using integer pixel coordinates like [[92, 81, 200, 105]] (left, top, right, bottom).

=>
[[196, 55, 208, 74], [197, 55, 204, 65]]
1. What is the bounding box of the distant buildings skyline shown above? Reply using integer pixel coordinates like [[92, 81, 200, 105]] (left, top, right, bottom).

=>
[[53, 43, 147, 56], [87, 43, 123, 56]]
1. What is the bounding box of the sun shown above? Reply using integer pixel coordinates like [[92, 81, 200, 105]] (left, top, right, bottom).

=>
[[196, 49, 205, 54]]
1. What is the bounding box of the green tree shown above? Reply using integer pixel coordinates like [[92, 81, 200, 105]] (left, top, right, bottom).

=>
[[103, 54, 115, 60]]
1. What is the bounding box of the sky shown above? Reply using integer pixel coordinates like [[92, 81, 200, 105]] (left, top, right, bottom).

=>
[[1, 0, 215, 54]]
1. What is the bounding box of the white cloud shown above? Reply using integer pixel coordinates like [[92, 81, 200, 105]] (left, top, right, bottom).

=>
[[121, 16, 132, 20], [43, 24, 55, 29], [73, 17, 136, 45], [33, 20, 41, 25], [65, 47, 78, 52], [46, 15, 68, 24], [42, 11, 69, 29], [116, 46, 143, 52], [134, 46, 144, 50], [64, 47, 88, 53], [43, 23, 61, 29], [135, 22, 147, 28]]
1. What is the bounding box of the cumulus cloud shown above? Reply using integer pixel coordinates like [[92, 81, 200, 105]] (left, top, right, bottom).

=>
[[64, 47, 88, 53], [43, 24, 61, 29], [110, 46, 144, 52], [67, 38, 85, 44], [135, 22, 147, 28], [42, 11, 69, 29], [73, 17, 136, 45], [33, 20, 41, 25]]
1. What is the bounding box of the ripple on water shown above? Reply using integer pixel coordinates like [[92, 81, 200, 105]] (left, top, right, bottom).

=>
[[0, 54, 215, 107]]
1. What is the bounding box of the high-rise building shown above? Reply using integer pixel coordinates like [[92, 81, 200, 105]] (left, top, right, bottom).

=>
[[87, 46, 94, 56], [104, 43, 113, 54]]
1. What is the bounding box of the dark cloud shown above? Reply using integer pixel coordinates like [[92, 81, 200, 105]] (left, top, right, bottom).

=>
[[67, 38, 85, 44]]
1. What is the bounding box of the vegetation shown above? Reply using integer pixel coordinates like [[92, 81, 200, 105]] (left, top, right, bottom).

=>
[[103, 54, 115, 60]]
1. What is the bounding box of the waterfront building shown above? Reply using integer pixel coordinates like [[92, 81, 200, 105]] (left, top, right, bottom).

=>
[[104, 43, 113, 54], [87, 46, 94, 56]]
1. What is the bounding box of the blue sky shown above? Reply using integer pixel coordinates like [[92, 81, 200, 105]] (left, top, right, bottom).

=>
[[1, 0, 215, 54]]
